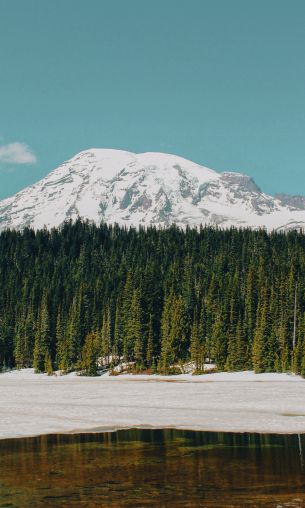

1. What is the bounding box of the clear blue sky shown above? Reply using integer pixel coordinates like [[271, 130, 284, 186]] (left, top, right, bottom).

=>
[[0, 0, 305, 199]]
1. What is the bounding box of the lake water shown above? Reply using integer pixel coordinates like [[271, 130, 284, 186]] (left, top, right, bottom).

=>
[[0, 429, 304, 507]]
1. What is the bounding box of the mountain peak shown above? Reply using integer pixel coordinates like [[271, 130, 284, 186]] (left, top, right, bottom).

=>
[[0, 149, 304, 232]]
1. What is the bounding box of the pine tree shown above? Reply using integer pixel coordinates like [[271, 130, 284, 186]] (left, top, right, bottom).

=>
[[14, 318, 27, 369], [14, 302, 35, 368], [190, 312, 205, 373], [100, 305, 111, 366], [160, 294, 188, 370], [65, 295, 82, 371], [55, 308, 69, 372], [226, 320, 246, 371], [211, 311, 227, 370], [301, 331, 305, 378], [80, 331, 99, 376], [125, 289, 143, 368], [146, 314, 154, 368], [33, 292, 51, 373], [299, 313, 305, 377], [113, 301, 123, 364], [45, 351, 53, 376], [160, 292, 174, 370], [252, 290, 270, 373]]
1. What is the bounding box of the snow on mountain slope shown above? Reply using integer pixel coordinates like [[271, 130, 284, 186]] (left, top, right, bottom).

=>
[[0, 148, 305, 232]]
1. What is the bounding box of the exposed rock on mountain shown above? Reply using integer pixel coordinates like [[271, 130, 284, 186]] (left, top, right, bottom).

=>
[[0, 149, 304, 232]]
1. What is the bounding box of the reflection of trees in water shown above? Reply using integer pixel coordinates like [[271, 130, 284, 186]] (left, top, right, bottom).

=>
[[298, 433, 304, 471], [1, 430, 305, 507]]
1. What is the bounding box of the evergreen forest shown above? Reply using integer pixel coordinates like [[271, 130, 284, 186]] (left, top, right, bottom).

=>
[[0, 221, 304, 376]]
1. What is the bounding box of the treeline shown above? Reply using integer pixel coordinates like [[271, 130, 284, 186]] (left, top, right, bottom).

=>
[[0, 220, 304, 376]]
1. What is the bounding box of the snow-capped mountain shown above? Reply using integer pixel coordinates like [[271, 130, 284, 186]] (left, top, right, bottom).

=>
[[0, 149, 305, 232]]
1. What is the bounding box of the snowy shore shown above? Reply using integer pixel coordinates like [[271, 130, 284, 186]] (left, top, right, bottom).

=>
[[0, 369, 305, 439]]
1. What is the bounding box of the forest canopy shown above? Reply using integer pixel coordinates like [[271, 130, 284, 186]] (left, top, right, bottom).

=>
[[0, 220, 304, 376]]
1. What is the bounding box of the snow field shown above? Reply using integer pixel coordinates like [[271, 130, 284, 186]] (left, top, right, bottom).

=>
[[0, 369, 305, 439]]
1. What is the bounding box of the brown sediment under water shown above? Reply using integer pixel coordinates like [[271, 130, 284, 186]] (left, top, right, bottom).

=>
[[0, 429, 305, 507]]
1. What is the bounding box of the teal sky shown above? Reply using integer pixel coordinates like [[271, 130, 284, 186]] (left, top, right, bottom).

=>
[[0, 0, 305, 199]]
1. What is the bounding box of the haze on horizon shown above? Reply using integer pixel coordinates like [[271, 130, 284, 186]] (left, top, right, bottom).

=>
[[0, 0, 305, 200]]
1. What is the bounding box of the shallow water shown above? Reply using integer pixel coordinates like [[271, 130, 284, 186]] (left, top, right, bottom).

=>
[[0, 429, 304, 507]]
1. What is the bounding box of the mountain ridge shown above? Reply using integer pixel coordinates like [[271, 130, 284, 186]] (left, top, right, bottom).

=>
[[0, 148, 305, 232]]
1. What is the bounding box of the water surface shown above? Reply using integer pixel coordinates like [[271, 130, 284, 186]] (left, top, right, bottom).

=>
[[0, 429, 305, 507]]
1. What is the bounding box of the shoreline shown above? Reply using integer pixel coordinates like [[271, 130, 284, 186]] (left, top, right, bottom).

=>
[[2, 425, 305, 444], [1, 369, 305, 440]]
